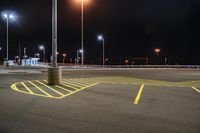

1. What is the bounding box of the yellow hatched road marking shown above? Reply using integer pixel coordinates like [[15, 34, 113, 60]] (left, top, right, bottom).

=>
[[63, 79, 86, 87], [55, 85, 73, 93], [60, 82, 100, 98], [192, 87, 200, 93], [69, 79, 97, 85], [28, 81, 53, 97], [66, 80, 88, 87], [134, 84, 145, 105], [21, 82, 34, 94], [72, 78, 99, 83], [11, 82, 60, 99], [43, 80, 73, 93], [35, 80, 64, 96], [62, 81, 82, 88], [61, 82, 79, 91]]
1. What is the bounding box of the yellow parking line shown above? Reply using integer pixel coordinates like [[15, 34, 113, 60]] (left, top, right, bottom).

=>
[[21, 82, 34, 94], [43, 80, 73, 93], [35, 80, 64, 96], [72, 79, 99, 84], [69, 79, 96, 85], [55, 85, 73, 93], [192, 87, 200, 93], [28, 81, 53, 97], [63, 79, 86, 87], [61, 82, 79, 91], [62, 81, 82, 88], [66, 80, 88, 87], [11, 83, 59, 98], [134, 84, 145, 105], [60, 82, 100, 98]]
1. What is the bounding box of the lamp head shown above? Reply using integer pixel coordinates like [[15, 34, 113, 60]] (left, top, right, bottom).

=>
[[97, 35, 104, 41]]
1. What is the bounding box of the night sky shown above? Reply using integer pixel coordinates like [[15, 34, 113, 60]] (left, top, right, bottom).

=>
[[0, 0, 200, 65]]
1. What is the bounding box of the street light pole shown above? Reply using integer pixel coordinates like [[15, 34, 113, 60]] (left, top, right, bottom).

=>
[[48, 0, 62, 85], [43, 47, 46, 63], [102, 38, 105, 67], [3, 13, 15, 66], [77, 50, 79, 66], [52, 0, 57, 67], [6, 16, 9, 66], [81, 0, 84, 66], [97, 35, 105, 67]]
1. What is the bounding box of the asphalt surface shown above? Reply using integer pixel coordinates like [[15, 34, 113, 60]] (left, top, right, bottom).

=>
[[0, 68, 199, 133]]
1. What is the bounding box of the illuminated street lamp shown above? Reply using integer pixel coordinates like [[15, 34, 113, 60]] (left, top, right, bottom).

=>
[[39, 45, 45, 63], [76, 0, 91, 66], [77, 49, 83, 65], [97, 35, 105, 67], [36, 53, 40, 58], [2, 12, 16, 67], [155, 48, 160, 56], [62, 53, 67, 65], [154, 48, 160, 65]]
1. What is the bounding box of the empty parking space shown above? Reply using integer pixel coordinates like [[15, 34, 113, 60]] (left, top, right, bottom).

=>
[[0, 69, 199, 133]]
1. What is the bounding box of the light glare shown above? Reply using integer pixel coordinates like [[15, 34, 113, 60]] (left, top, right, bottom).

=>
[[79, 49, 83, 53], [4, 14, 8, 18], [97, 35, 103, 41], [9, 14, 14, 19], [39, 45, 45, 50]]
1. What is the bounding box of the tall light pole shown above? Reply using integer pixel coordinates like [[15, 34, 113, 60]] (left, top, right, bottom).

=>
[[81, 0, 84, 66], [52, 0, 57, 67], [3, 13, 15, 67], [48, 0, 61, 85], [39, 45, 45, 64], [0, 47, 2, 62], [155, 48, 160, 56], [62, 53, 67, 65], [77, 49, 83, 66], [97, 35, 105, 67], [154, 48, 160, 65]]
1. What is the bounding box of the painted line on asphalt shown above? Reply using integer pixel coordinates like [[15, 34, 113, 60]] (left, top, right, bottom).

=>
[[69, 79, 96, 85], [63, 79, 86, 87], [61, 82, 79, 90], [43, 80, 73, 93], [60, 82, 100, 99], [21, 82, 34, 94], [28, 81, 53, 97], [67, 79, 88, 86], [134, 84, 145, 105], [35, 80, 64, 96], [192, 87, 200, 93], [11, 82, 59, 99], [62, 80, 82, 88]]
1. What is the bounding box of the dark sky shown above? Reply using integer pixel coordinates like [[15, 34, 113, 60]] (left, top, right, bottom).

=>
[[0, 0, 200, 65]]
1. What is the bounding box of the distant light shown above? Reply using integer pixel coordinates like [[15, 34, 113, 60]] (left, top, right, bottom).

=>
[[79, 49, 83, 53], [63, 53, 67, 57], [155, 48, 160, 53], [9, 14, 14, 19], [3, 14, 8, 18], [39, 45, 45, 50], [97, 35, 104, 41], [75, 0, 90, 3], [0, 47, 2, 50]]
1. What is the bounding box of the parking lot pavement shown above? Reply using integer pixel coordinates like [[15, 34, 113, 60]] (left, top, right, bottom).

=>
[[0, 69, 199, 133]]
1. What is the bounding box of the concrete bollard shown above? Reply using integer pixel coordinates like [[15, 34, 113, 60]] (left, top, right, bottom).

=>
[[48, 67, 62, 85]]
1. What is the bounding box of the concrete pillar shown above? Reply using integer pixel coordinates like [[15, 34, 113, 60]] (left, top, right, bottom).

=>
[[48, 67, 62, 85]]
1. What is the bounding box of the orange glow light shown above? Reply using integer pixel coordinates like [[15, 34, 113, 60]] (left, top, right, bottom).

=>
[[75, 0, 91, 4]]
